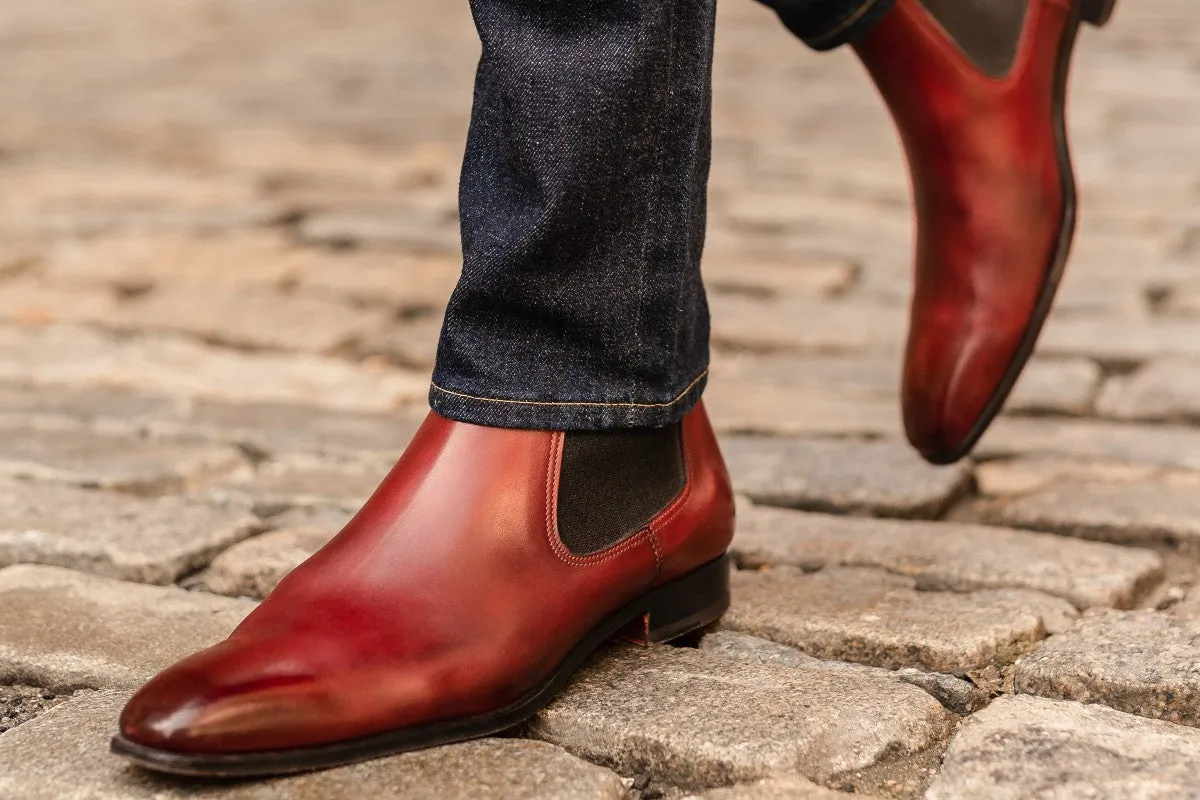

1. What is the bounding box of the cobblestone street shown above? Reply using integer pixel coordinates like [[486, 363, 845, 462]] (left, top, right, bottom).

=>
[[2, 0, 1200, 797]]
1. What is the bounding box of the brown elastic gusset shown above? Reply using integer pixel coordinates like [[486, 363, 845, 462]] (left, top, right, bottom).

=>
[[917, 0, 1029, 77], [556, 423, 686, 556]]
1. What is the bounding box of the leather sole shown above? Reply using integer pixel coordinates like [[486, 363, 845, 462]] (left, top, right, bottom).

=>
[[109, 553, 731, 778], [922, 0, 1116, 465]]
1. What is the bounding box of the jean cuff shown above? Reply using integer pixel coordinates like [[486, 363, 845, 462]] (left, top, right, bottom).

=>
[[776, 0, 897, 51], [428, 371, 708, 431]]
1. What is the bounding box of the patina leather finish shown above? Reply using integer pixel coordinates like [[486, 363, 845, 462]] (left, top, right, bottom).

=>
[[117, 404, 734, 762], [855, 0, 1114, 464]]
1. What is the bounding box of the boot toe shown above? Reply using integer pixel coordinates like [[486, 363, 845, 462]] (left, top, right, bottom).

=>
[[903, 327, 1022, 464], [118, 643, 332, 755]]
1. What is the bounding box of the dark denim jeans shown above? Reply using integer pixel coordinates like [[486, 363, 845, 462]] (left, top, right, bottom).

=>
[[431, 0, 894, 430]]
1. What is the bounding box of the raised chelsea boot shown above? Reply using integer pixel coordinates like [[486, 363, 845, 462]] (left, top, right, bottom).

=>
[[854, 0, 1116, 464], [111, 403, 734, 778]]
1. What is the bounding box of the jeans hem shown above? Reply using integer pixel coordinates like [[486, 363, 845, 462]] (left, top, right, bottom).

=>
[[428, 371, 708, 431], [781, 0, 897, 51]]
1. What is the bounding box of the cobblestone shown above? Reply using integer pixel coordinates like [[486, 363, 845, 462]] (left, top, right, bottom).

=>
[[686, 778, 881, 799], [701, 631, 989, 715], [167, 399, 423, 459], [733, 503, 1164, 609], [1006, 358, 1103, 416], [0, 691, 630, 800], [722, 567, 1076, 673], [1013, 610, 1200, 727], [0, 425, 246, 494], [0, 0, 1197, 795], [0, 325, 428, 413], [1097, 359, 1200, 422], [0, 381, 188, 434], [978, 417, 1200, 470], [722, 438, 971, 518], [927, 695, 1200, 800], [973, 456, 1161, 496], [200, 524, 337, 599], [532, 645, 954, 792], [203, 454, 394, 514], [0, 565, 254, 690], [977, 479, 1200, 553], [0, 478, 261, 584]]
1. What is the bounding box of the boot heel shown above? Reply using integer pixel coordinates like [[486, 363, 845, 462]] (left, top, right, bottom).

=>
[[620, 554, 731, 645], [1079, 0, 1117, 27]]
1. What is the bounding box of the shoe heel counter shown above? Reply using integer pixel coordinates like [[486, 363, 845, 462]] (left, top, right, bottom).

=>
[[651, 403, 736, 585]]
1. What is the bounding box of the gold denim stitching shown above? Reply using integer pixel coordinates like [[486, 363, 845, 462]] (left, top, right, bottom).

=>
[[809, 0, 881, 46], [431, 369, 707, 410]]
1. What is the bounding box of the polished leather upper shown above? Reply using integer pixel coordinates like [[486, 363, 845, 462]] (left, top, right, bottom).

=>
[[855, 0, 1075, 463], [120, 404, 734, 754]]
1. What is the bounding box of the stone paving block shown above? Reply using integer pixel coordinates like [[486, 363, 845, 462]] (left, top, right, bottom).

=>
[[0, 425, 246, 494], [1039, 315, 1200, 363], [710, 295, 905, 355], [532, 645, 955, 791], [977, 416, 1200, 470], [732, 504, 1164, 609], [0, 565, 255, 690], [703, 258, 857, 300], [702, 631, 989, 716], [352, 313, 444, 370], [0, 275, 119, 327], [685, 777, 880, 799], [0, 324, 428, 413], [973, 456, 1161, 496], [1013, 610, 1200, 727], [0, 164, 283, 236], [0, 478, 262, 584], [705, 386, 899, 438], [200, 525, 336, 599], [1098, 359, 1200, 422], [0, 691, 629, 800], [721, 437, 971, 518], [722, 567, 1077, 673], [926, 694, 1200, 800], [167, 398, 422, 459], [0, 381, 188, 434], [112, 285, 393, 354], [1172, 586, 1200, 621], [1005, 358, 1102, 416], [978, 479, 1200, 552], [293, 251, 462, 311], [203, 454, 392, 514], [709, 352, 898, 397], [40, 232, 307, 292], [297, 207, 461, 253]]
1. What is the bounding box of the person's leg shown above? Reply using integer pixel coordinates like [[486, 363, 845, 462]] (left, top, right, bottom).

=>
[[762, 0, 1117, 464], [113, 0, 736, 777], [432, 0, 715, 431]]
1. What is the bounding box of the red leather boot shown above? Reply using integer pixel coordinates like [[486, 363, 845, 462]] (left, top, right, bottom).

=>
[[112, 404, 734, 777], [854, 0, 1116, 464]]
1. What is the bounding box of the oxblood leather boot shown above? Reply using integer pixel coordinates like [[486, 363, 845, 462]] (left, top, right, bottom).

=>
[[112, 404, 734, 777], [854, 0, 1116, 464]]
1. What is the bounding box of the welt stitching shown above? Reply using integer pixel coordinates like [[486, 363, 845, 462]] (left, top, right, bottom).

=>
[[432, 370, 706, 410]]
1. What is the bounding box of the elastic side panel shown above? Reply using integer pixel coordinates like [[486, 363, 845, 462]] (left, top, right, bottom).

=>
[[919, 0, 1029, 78], [557, 423, 686, 556]]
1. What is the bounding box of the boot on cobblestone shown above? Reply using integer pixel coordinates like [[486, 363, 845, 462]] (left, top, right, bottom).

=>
[[854, 0, 1117, 464], [111, 404, 734, 777]]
